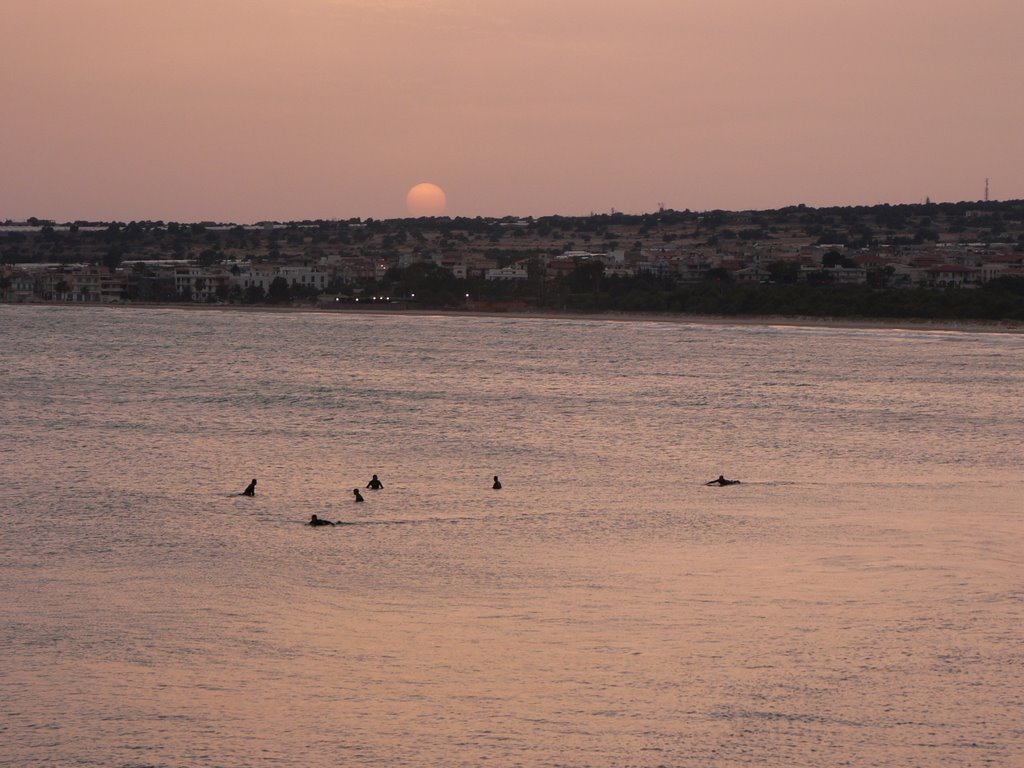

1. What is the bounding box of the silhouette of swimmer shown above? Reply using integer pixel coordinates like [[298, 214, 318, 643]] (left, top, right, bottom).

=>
[[492, 476, 502, 490], [366, 474, 384, 490], [706, 475, 741, 486], [242, 478, 257, 496], [308, 514, 335, 527], [353, 488, 364, 502]]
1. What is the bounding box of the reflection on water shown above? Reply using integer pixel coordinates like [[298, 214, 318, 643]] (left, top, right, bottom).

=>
[[1, 306, 1022, 767]]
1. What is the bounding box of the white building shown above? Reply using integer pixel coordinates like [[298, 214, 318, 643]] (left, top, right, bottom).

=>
[[277, 264, 330, 292], [229, 263, 329, 294], [485, 266, 529, 281]]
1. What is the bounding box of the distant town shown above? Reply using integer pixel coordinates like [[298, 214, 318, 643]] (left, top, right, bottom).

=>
[[3, 200, 1024, 321]]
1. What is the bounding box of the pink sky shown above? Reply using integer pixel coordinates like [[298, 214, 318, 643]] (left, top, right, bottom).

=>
[[2, 0, 1022, 222]]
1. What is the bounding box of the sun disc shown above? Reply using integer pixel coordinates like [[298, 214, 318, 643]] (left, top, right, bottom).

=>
[[406, 182, 447, 217]]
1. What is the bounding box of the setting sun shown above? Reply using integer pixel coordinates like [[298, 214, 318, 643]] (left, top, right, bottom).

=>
[[406, 182, 446, 217]]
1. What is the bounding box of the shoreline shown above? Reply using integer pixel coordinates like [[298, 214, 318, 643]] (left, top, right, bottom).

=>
[[5, 300, 1023, 334]]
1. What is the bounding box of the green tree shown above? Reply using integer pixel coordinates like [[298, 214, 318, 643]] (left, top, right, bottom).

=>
[[822, 250, 844, 268], [703, 267, 734, 283], [102, 248, 122, 272], [767, 260, 800, 284], [267, 276, 291, 303], [567, 260, 605, 293], [393, 261, 461, 305], [197, 248, 220, 268]]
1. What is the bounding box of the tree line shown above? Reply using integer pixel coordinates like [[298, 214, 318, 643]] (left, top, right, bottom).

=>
[[364, 262, 1024, 321]]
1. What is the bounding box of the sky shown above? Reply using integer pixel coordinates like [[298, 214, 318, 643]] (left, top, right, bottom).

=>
[[2, 0, 1022, 223]]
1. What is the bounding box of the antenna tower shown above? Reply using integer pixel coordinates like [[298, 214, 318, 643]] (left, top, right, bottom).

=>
[[985, 178, 989, 202]]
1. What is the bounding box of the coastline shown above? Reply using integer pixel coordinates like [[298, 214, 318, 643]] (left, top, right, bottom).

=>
[[6, 300, 1023, 335]]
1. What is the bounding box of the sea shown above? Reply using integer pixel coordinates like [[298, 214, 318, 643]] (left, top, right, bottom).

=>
[[1, 304, 1021, 768]]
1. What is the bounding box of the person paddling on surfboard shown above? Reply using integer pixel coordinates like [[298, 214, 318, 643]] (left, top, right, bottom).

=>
[[308, 514, 335, 527], [242, 478, 257, 496], [706, 475, 740, 486]]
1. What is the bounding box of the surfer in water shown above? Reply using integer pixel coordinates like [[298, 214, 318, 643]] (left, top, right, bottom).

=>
[[366, 474, 384, 490], [308, 514, 335, 527], [242, 478, 257, 496], [706, 475, 740, 486], [353, 488, 364, 502], [492, 475, 502, 490]]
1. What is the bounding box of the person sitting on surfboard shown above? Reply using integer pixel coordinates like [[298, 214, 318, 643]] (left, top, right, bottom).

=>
[[492, 475, 502, 490], [706, 475, 740, 486], [242, 478, 257, 496], [308, 514, 335, 526], [366, 474, 384, 490], [353, 488, 364, 502]]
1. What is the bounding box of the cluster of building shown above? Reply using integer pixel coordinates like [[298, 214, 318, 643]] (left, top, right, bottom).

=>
[[0, 260, 334, 304], [693, 241, 1024, 288], [3, 240, 1022, 305]]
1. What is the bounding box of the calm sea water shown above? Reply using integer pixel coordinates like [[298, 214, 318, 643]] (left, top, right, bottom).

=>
[[1, 305, 1022, 767]]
